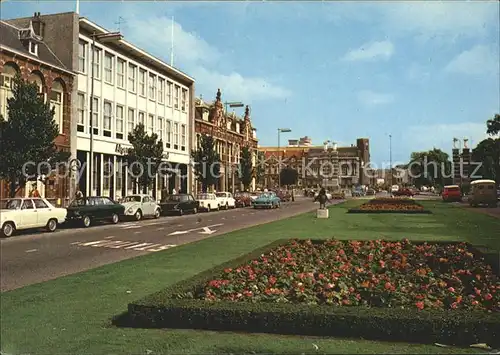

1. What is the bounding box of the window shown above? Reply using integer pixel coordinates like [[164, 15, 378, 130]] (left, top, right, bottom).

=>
[[117, 58, 125, 88], [78, 40, 86, 73], [181, 124, 186, 151], [77, 92, 85, 132], [33, 199, 48, 209], [158, 78, 164, 103], [166, 82, 172, 106], [103, 157, 112, 190], [115, 159, 123, 192], [92, 48, 101, 79], [22, 200, 34, 209], [174, 85, 180, 109], [138, 111, 145, 127], [28, 41, 38, 55], [139, 69, 146, 96], [50, 84, 63, 134], [0, 66, 16, 118], [165, 120, 172, 148], [148, 114, 154, 134], [127, 108, 135, 135], [92, 155, 98, 191], [128, 64, 136, 92], [104, 53, 113, 83], [116, 105, 124, 139], [173, 122, 179, 149], [157, 116, 164, 141], [103, 101, 112, 137], [148, 73, 156, 100], [90, 97, 99, 134], [181, 89, 187, 111]]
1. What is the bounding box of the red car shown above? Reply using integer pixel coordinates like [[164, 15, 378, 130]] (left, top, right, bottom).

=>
[[442, 185, 462, 202]]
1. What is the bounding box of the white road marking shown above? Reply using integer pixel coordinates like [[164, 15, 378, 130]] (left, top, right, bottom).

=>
[[133, 243, 160, 251], [70, 239, 178, 252], [122, 225, 141, 229], [134, 231, 141, 234], [168, 223, 223, 236], [221, 217, 226, 220], [70, 241, 80, 245], [147, 244, 176, 252], [105, 241, 138, 249], [125, 242, 151, 249], [25, 249, 37, 253], [81, 240, 108, 246], [104, 236, 114, 239], [156, 227, 165, 231]]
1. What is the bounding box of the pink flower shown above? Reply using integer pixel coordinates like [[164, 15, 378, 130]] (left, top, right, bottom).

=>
[[448, 287, 455, 293]]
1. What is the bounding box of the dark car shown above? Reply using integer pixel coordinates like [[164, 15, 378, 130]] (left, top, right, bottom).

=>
[[160, 194, 199, 215], [66, 196, 125, 227], [234, 192, 252, 207], [394, 188, 414, 197]]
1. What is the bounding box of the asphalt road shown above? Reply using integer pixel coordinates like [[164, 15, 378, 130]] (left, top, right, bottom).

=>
[[1, 197, 318, 292]]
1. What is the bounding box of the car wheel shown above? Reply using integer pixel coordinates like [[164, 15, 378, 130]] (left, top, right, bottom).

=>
[[111, 213, 119, 224], [154, 208, 161, 219], [1, 222, 15, 238], [277, 202, 281, 208], [46, 218, 57, 232], [134, 210, 142, 221], [83, 215, 91, 228], [179, 208, 184, 216]]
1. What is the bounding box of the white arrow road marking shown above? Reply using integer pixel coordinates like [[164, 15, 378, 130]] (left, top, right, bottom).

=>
[[199, 227, 216, 235], [168, 223, 223, 236], [25, 249, 37, 253], [122, 225, 141, 229], [156, 227, 165, 231]]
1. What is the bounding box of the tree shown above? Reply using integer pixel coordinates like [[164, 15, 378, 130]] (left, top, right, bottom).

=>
[[254, 151, 266, 187], [407, 148, 452, 188], [191, 134, 221, 192], [486, 113, 500, 136], [238, 146, 253, 191], [125, 123, 164, 192], [0, 74, 70, 197], [279, 166, 299, 187]]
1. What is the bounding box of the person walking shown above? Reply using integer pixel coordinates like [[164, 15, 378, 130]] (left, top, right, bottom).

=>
[[314, 188, 329, 209]]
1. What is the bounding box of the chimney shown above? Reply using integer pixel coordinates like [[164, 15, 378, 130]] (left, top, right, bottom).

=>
[[32, 12, 45, 39]]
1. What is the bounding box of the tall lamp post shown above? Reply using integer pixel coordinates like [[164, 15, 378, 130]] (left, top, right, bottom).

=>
[[277, 128, 292, 188], [389, 134, 393, 190], [89, 31, 122, 195], [223, 101, 244, 192]]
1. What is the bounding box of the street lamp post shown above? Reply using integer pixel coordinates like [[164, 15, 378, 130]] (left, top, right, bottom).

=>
[[223, 101, 244, 192], [89, 31, 122, 195], [389, 134, 393, 189], [277, 128, 292, 188]]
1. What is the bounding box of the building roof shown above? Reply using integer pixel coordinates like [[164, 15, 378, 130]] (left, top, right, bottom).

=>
[[0, 20, 72, 74]]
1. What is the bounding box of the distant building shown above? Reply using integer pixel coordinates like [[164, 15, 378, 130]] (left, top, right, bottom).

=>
[[194, 89, 258, 193], [258, 138, 370, 189]]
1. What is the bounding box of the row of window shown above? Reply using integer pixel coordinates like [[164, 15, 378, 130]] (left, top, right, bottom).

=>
[[78, 40, 188, 111], [77, 93, 186, 151]]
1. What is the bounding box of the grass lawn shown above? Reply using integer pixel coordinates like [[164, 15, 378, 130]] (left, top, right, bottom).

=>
[[1, 200, 499, 355]]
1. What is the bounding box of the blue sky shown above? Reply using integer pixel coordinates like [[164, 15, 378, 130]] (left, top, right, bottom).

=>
[[1, 1, 499, 166]]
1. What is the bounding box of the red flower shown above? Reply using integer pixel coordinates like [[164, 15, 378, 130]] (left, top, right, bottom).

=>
[[484, 293, 493, 301], [448, 287, 455, 293], [416, 301, 424, 310]]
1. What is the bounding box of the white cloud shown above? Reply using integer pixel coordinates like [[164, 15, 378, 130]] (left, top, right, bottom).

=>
[[342, 41, 394, 62], [405, 122, 489, 152], [120, 12, 291, 102], [357, 90, 394, 106], [445, 45, 499, 76], [380, 2, 499, 41]]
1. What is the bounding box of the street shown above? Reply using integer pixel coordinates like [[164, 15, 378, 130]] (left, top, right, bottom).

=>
[[0, 198, 317, 292]]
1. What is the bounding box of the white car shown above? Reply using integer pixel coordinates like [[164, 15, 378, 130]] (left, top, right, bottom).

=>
[[1, 198, 67, 237], [215, 192, 236, 209], [121, 194, 161, 221], [197, 193, 219, 212]]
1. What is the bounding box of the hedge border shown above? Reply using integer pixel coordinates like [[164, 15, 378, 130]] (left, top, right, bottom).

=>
[[124, 239, 500, 346], [347, 199, 432, 214]]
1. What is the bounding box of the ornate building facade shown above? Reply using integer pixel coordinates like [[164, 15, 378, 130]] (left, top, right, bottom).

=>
[[194, 89, 258, 193], [0, 18, 75, 201], [258, 137, 371, 189]]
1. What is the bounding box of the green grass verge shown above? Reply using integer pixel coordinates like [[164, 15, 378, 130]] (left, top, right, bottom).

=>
[[1, 201, 499, 354]]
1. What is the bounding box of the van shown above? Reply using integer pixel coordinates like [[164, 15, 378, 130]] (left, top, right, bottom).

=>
[[442, 185, 462, 202], [468, 179, 498, 207]]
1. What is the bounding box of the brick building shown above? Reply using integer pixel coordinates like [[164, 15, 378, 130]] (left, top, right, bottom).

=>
[[194, 89, 258, 193], [0, 17, 75, 200], [258, 137, 371, 189]]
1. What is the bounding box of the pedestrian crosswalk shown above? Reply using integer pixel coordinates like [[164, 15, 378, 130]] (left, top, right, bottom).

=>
[[70, 239, 176, 252]]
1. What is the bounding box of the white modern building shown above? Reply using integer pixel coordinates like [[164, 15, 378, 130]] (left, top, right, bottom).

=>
[[8, 12, 196, 200], [76, 18, 195, 199]]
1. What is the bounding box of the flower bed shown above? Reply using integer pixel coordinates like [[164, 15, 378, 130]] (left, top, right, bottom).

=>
[[348, 198, 431, 213], [126, 239, 500, 346]]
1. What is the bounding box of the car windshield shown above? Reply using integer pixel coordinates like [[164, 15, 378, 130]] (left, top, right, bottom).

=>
[[215, 193, 226, 197], [123, 196, 141, 202], [165, 195, 180, 201], [260, 193, 271, 198], [5, 199, 22, 210], [198, 194, 212, 200], [69, 198, 87, 207], [445, 187, 460, 192]]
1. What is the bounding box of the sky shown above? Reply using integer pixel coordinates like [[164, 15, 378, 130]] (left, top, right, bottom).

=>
[[1, 0, 499, 166]]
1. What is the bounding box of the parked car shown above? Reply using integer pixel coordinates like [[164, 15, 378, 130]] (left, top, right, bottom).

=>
[[274, 189, 291, 202], [160, 193, 199, 215], [197, 193, 220, 212], [366, 188, 376, 196], [442, 185, 462, 202], [249, 191, 261, 201], [234, 192, 252, 207], [394, 188, 414, 197], [352, 188, 365, 197], [121, 194, 161, 220], [0, 198, 67, 237], [468, 180, 497, 207], [66, 196, 125, 227], [215, 192, 236, 209], [253, 191, 281, 209]]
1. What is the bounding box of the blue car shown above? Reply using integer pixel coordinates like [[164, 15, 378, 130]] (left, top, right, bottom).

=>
[[253, 192, 281, 209]]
